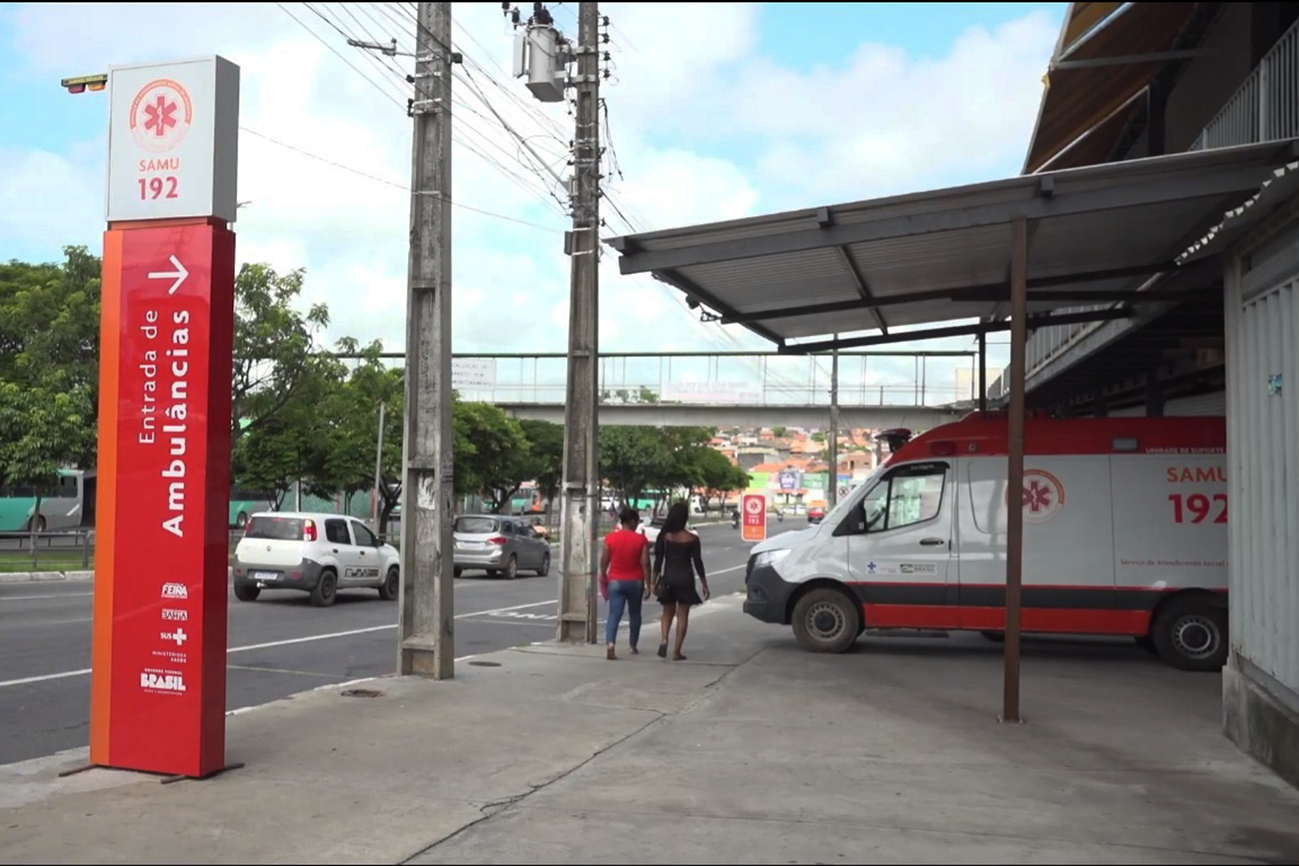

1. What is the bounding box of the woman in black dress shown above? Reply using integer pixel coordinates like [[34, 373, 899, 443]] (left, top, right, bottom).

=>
[[652, 501, 711, 660]]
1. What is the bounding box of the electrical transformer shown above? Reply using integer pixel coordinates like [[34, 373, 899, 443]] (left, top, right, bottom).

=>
[[513, 23, 568, 103]]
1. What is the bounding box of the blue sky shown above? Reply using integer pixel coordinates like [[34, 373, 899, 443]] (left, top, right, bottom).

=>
[[0, 2, 1064, 392], [758, 2, 1061, 59]]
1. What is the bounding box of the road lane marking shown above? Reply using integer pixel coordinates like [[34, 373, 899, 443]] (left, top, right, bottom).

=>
[[0, 570, 752, 689], [1, 592, 95, 601], [3, 616, 92, 627], [458, 599, 556, 618], [0, 599, 565, 689]]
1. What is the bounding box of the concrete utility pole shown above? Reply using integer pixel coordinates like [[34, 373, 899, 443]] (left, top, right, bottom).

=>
[[828, 342, 840, 509], [558, 1, 602, 644], [398, 0, 456, 679]]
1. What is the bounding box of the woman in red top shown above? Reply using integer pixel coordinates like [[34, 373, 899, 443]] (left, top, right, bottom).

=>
[[599, 506, 651, 660]]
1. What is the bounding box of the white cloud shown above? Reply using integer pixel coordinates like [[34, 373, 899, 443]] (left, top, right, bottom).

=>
[[0, 1, 1049, 394]]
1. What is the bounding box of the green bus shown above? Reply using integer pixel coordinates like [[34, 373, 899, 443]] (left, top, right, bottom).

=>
[[0, 469, 95, 532], [229, 487, 278, 529]]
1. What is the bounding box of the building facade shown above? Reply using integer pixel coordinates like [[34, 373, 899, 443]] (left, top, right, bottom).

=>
[[994, 2, 1299, 787]]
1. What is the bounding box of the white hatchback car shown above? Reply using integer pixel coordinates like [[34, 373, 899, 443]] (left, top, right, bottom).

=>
[[232, 512, 401, 607]]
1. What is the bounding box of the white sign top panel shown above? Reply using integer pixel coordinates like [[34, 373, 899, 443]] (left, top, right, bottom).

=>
[[661, 381, 763, 404], [106, 56, 240, 224], [452, 358, 497, 389]]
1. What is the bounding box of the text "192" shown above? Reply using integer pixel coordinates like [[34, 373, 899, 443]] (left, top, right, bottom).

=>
[[139, 176, 179, 200], [1169, 493, 1227, 524]]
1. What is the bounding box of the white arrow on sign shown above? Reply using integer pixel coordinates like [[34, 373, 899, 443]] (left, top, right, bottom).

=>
[[148, 255, 189, 295]]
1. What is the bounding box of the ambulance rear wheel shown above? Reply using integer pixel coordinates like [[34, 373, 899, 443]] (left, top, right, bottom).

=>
[[1152, 597, 1228, 672], [791, 588, 861, 654]]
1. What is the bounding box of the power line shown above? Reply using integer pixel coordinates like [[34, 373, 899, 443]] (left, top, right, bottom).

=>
[[277, 2, 406, 111], [239, 126, 562, 232], [281, 2, 568, 221]]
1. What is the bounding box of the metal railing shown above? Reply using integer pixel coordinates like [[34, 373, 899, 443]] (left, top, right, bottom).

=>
[[1002, 17, 1299, 401], [0, 530, 95, 571], [1189, 15, 1299, 151], [448, 351, 980, 409]]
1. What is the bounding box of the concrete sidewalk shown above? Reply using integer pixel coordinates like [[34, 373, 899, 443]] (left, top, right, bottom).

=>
[[3, 594, 1298, 865]]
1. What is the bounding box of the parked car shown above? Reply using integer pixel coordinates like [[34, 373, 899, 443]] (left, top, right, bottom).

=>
[[453, 514, 551, 579], [232, 512, 400, 607], [640, 515, 666, 545], [807, 505, 827, 524]]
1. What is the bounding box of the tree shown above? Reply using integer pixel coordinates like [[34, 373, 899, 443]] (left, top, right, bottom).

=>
[[656, 426, 716, 510], [230, 355, 345, 509], [305, 339, 396, 513], [598, 426, 671, 507], [772, 425, 787, 438], [0, 247, 102, 530], [338, 341, 407, 533], [518, 419, 564, 516], [694, 447, 743, 512], [454, 402, 530, 512], [232, 263, 331, 443]]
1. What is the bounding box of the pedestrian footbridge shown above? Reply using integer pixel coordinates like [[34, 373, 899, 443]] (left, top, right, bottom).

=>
[[442, 351, 982, 431]]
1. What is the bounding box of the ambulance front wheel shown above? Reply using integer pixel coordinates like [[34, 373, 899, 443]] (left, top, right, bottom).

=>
[[1152, 597, 1228, 672], [791, 588, 861, 654]]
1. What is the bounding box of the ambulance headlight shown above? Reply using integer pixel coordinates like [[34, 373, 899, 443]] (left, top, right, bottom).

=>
[[754, 549, 790, 569]]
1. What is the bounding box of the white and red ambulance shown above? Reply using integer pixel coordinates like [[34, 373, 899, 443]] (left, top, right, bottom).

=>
[[743, 411, 1229, 671]]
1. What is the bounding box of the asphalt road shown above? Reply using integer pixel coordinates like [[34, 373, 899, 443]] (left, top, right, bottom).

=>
[[0, 523, 762, 766]]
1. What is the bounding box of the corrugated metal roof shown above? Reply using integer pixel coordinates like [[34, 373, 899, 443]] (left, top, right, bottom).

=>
[[1180, 159, 1299, 261], [1023, 2, 1199, 174], [609, 139, 1299, 352]]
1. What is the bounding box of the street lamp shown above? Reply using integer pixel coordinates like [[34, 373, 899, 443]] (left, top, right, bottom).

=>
[[61, 73, 107, 94]]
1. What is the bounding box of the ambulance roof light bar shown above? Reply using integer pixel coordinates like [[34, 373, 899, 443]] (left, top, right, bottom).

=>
[[874, 428, 913, 453]]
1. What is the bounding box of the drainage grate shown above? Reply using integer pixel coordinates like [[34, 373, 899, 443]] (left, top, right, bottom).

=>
[[340, 688, 384, 698], [468, 661, 501, 668]]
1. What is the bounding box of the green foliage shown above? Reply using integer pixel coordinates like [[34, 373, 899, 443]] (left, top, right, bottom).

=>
[[0, 247, 102, 491], [232, 263, 331, 443], [597, 425, 740, 510], [518, 419, 564, 507], [598, 426, 670, 507], [6, 248, 739, 530], [453, 401, 530, 511], [692, 445, 751, 509]]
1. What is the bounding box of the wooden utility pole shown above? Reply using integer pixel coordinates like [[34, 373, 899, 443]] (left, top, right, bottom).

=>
[[398, 0, 456, 678], [828, 341, 840, 509], [1002, 215, 1029, 722]]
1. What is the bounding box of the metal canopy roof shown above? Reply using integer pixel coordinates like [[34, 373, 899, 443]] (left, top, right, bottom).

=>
[[609, 139, 1299, 354]]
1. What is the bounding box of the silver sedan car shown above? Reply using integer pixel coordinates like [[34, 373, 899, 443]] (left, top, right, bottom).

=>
[[453, 514, 551, 579]]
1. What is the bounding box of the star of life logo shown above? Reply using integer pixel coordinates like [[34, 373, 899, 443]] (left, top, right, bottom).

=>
[[129, 78, 194, 154], [1004, 468, 1067, 525]]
